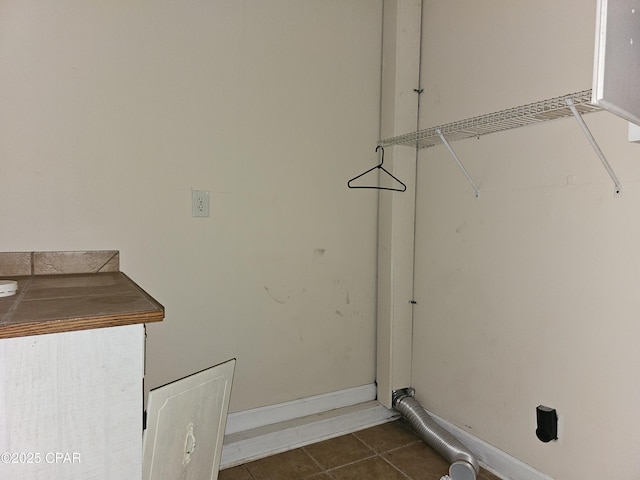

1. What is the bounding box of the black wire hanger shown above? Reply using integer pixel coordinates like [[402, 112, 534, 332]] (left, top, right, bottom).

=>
[[347, 146, 407, 192]]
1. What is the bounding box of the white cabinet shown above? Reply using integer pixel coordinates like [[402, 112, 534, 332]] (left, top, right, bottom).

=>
[[0, 253, 164, 480], [0, 324, 145, 480]]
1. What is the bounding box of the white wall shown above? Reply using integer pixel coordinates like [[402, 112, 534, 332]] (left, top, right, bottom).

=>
[[412, 1, 640, 479], [0, 0, 383, 413]]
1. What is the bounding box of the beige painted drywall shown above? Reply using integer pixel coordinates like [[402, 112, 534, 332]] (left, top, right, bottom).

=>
[[0, 0, 383, 413], [412, 1, 640, 478]]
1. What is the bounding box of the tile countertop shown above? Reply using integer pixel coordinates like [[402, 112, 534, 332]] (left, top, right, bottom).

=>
[[0, 251, 164, 339]]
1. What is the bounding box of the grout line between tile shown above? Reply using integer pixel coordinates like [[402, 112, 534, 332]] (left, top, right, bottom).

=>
[[96, 251, 119, 273], [300, 444, 327, 476], [316, 453, 415, 480], [380, 454, 413, 480], [351, 431, 422, 456], [1, 276, 33, 323], [377, 439, 423, 455], [322, 453, 378, 473], [241, 463, 258, 480]]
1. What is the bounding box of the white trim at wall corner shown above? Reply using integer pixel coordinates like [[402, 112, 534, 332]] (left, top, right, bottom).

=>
[[221, 384, 397, 469], [224, 384, 377, 435], [426, 410, 555, 480]]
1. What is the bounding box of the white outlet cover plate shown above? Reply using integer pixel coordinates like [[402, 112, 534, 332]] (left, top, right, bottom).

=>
[[192, 190, 210, 217], [142, 359, 235, 480]]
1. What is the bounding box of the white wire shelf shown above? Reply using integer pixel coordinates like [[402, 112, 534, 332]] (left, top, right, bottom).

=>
[[375, 89, 622, 197], [379, 89, 602, 149]]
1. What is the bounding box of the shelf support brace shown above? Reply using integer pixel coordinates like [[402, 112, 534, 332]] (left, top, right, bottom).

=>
[[436, 128, 480, 198], [566, 98, 622, 197]]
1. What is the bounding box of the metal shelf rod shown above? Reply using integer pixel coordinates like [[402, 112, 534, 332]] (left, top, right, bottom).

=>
[[436, 129, 480, 198], [565, 98, 622, 197]]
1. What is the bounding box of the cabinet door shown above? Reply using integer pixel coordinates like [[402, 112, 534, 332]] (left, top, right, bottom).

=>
[[592, 0, 640, 124], [0, 324, 145, 480], [142, 359, 236, 480]]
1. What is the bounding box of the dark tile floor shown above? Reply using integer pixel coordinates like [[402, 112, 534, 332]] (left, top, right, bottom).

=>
[[219, 419, 502, 480]]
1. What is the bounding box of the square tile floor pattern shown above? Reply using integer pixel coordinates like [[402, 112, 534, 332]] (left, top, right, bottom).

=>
[[219, 419, 502, 480]]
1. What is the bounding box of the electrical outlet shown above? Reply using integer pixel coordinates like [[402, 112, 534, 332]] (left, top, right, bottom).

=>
[[191, 190, 210, 217]]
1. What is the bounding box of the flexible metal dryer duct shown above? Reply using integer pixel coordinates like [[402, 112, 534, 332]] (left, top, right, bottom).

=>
[[393, 391, 479, 480]]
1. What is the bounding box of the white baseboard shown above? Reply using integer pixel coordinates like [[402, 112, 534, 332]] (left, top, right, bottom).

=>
[[426, 410, 554, 480], [224, 383, 377, 435], [220, 383, 398, 470], [221, 384, 553, 480], [221, 400, 398, 469]]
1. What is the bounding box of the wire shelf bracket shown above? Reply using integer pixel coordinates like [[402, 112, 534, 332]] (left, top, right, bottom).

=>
[[436, 129, 480, 198], [565, 97, 622, 197]]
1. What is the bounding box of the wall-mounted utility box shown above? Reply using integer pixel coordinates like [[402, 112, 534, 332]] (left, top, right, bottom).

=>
[[536, 405, 558, 443]]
